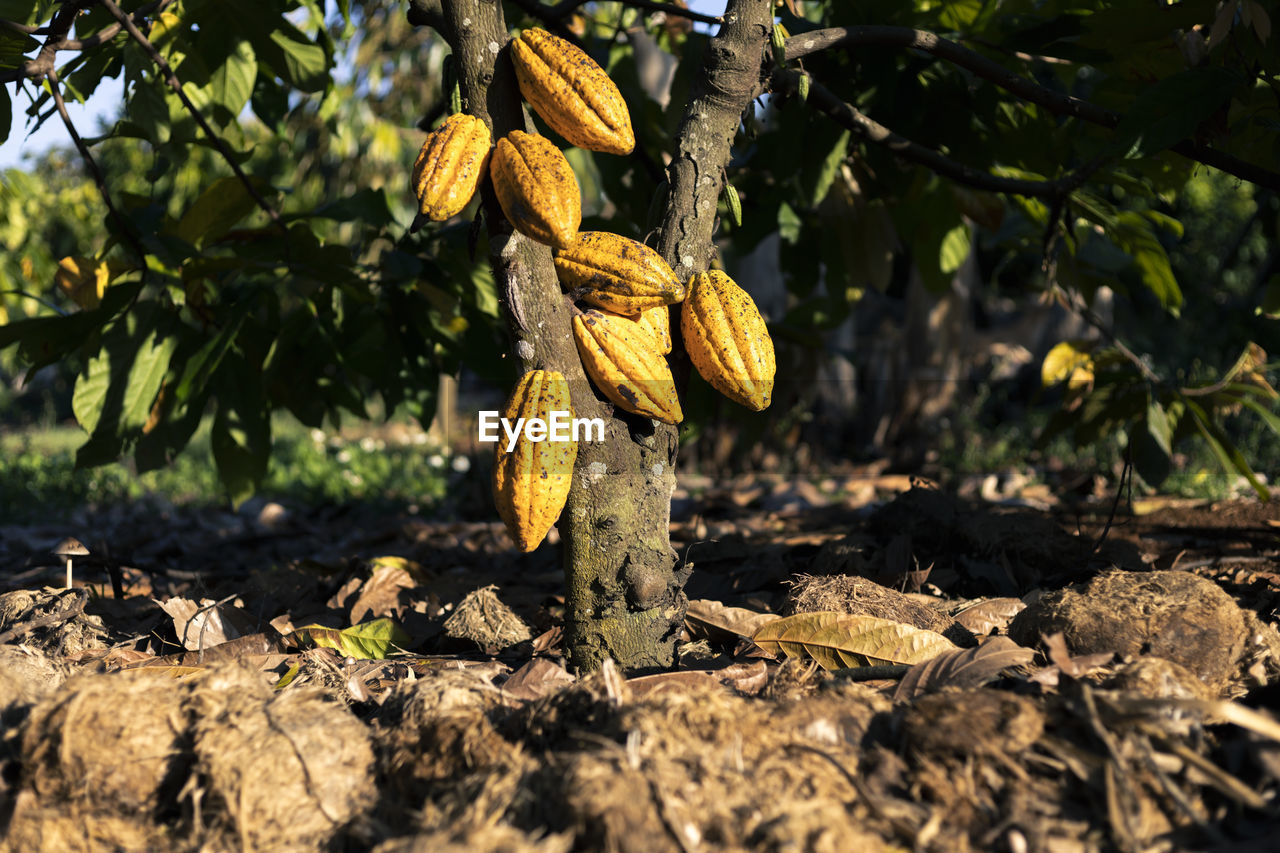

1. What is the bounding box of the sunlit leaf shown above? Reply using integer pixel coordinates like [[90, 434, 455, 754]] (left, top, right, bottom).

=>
[[686, 599, 781, 639], [752, 612, 956, 670], [290, 618, 411, 660], [1041, 340, 1095, 389], [938, 223, 971, 274]]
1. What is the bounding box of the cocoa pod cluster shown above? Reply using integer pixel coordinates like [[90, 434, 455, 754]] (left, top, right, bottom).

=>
[[408, 28, 777, 551]]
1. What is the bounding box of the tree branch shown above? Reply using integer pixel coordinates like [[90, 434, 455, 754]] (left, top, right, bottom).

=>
[[0, 0, 90, 84], [785, 26, 1115, 127], [516, 0, 722, 27], [772, 68, 1100, 199], [62, 0, 174, 50], [98, 0, 283, 229], [0, 0, 173, 83], [0, 18, 43, 35], [786, 25, 1280, 192], [47, 67, 148, 266], [657, 0, 774, 282]]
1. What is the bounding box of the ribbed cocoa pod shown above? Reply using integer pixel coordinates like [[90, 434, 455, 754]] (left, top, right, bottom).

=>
[[636, 305, 672, 355], [492, 370, 578, 552], [572, 309, 682, 424], [554, 231, 685, 315], [510, 28, 635, 156], [681, 270, 776, 411], [490, 131, 582, 249], [409, 113, 492, 221]]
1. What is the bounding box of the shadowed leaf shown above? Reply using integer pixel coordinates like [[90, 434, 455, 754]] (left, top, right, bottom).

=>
[[893, 636, 1035, 701]]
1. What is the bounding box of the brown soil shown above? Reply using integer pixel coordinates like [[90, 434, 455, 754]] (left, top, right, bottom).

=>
[[2, 485, 1279, 851]]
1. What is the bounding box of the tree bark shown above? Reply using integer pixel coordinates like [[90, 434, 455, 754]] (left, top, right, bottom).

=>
[[427, 0, 772, 672]]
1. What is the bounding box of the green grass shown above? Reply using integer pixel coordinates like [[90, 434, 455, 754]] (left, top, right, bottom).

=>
[[0, 415, 456, 521]]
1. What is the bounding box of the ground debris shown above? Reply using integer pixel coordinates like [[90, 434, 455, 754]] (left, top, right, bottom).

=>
[[4, 494, 1280, 850], [1010, 570, 1260, 696]]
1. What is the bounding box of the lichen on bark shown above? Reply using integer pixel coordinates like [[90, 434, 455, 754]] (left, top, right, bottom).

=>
[[416, 0, 773, 672]]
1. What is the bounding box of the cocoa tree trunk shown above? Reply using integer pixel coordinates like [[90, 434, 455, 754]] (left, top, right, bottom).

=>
[[423, 0, 773, 671]]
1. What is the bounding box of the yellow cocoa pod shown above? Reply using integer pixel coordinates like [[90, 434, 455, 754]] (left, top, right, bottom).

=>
[[636, 305, 672, 355], [573, 309, 682, 424], [492, 370, 578, 552], [554, 231, 684, 315], [490, 130, 582, 249], [510, 28, 634, 156], [410, 113, 492, 221], [681, 270, 776, 411]]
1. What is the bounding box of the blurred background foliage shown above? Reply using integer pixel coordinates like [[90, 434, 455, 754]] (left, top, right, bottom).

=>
[[1, 0, 1277, 512]]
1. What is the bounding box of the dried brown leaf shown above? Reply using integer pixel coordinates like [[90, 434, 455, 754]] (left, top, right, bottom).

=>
[[158, 597, 257, 651], [502, 658, 575, 702], [685, 599, 780, 639], [627, 669, 722, 698], [892, 636, 1036, 702], [952, 598, 1027, 636], [1043, 631, 1115, 678], [349, 565, 417, 624], [752, 612, 956, 671]]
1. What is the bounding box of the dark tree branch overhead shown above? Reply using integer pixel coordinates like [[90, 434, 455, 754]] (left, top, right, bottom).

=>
[[787, 25, 1280, 192], [772, 68, 1102, 199], [0, 0, 173, 82]]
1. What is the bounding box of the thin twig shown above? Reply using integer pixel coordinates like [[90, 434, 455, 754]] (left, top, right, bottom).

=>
[[773, 68, 1101, 199], [47, 67, 149, 265], [784, 25, 1280, 192], [98, 0, 284, 230], [61, 0, 173, 50]]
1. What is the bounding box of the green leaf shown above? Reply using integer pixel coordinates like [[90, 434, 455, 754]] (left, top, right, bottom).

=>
[[210, 355, 270, 507], [1238, 396, 1280, 439], [937, 0, 983, 31], [1146, 398, 1173, 456], [1111, 211, 1182, 312], [1187, 400, 1269, 500], [308, 187, 396, 228], [778, 201, 802, 243], [72, 303, 179, 467], [175, 314, 246, 404], [289, 618, 410, 659], [1132, 399, 1173, 487], [173, 175, 271, 249], [203, 37, 257, 124], [1111, 67, 1239, 159], [806, 129, 849, 209], [0, 27, 37, 66], [0, 0, 50, 26], [939, 224, 971, 274], [263, 26, 328, 92]]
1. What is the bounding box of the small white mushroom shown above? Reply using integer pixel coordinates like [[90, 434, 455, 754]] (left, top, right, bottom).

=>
[[52, 536, 89, 590]]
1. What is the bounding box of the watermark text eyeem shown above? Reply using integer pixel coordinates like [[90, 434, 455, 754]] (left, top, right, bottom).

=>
[[478, 411, 605, 451]]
